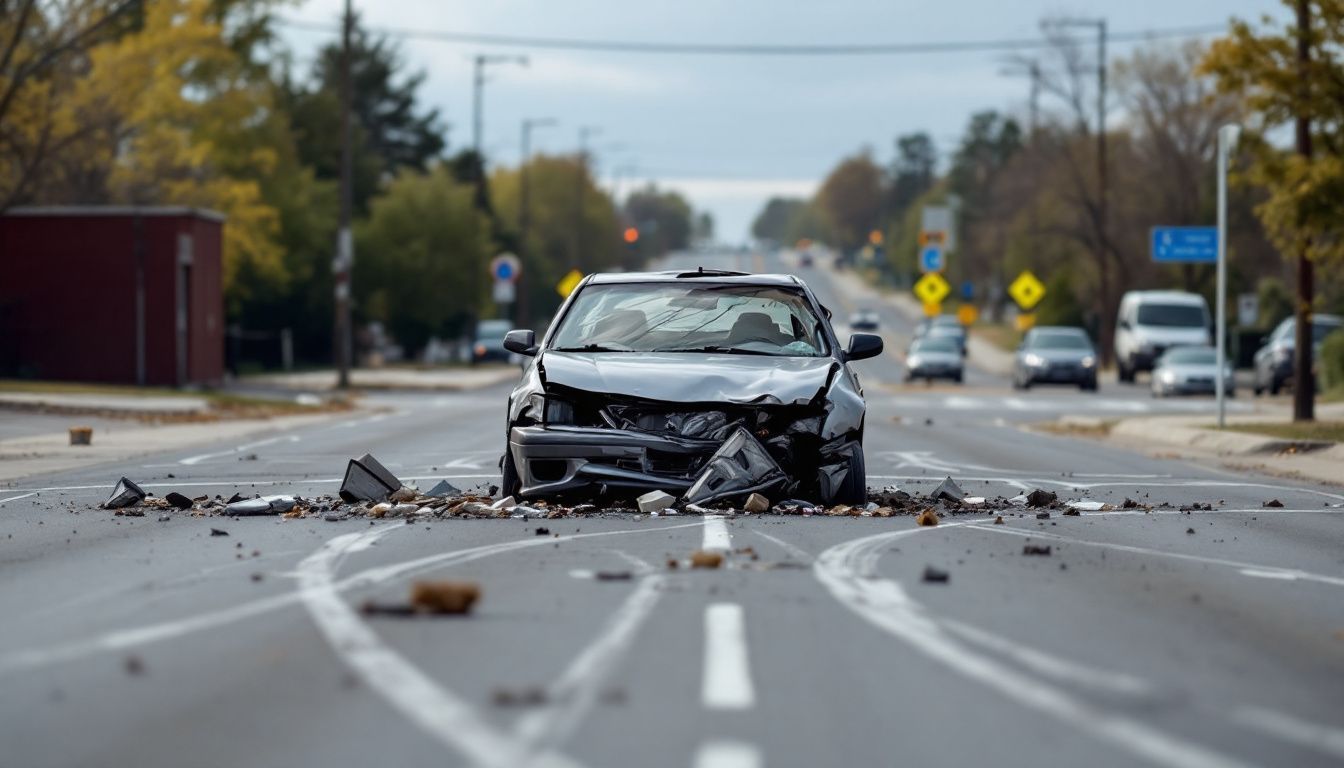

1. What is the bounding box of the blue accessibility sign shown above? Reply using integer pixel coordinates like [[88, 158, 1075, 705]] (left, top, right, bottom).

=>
[[1151, 227, 1217, 263], [919, 246, 944, 273]]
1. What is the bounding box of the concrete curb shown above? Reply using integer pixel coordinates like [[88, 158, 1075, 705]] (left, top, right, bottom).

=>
[[241, 366, 520, 392]]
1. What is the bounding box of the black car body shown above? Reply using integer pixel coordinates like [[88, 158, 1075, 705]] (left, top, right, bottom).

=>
[[472, 319, 514, 364], [1012, 326, 1098, 391], [499, 270, 882, 505]]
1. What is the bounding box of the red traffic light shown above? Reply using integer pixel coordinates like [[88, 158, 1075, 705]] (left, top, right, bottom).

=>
[[623, 227, 639, 244]]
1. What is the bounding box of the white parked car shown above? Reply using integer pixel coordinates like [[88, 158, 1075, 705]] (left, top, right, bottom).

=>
[[1151, 346, 1234, 398], [1115, 290, 1212, 383]]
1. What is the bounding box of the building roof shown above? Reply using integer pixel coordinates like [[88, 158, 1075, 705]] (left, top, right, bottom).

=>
[[2, 205, 226, 223]]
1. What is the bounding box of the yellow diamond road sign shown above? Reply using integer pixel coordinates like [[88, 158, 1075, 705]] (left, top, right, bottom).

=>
[[556, 269, 584, 298], [1008, 270, 1046, 311], [913, 272, 951, 305]]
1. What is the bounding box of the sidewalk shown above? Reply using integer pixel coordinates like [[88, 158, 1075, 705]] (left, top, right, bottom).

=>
[[1083, 403, 1344, 486], [242, 365, 520, 392], [0, 391, 210, 414], [825, 265, 1016, 375]]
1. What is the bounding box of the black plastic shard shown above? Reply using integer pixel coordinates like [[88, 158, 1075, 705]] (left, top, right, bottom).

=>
[[928, 476, 965, 503], [164, 492, 193, 509], [425, 479, 461, 498], [683, 426, 786, 505], [103, 477, 146, 509], [339, 453, 401, 502], [1026, 489, 1058, 508]]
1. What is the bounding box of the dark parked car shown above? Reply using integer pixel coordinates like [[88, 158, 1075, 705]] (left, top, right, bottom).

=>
[[499, 269, 882, 505], [848, 309, 880, 332], [1252, 314, 1343, 395], [472, 319, 514, 364], [1013, 326, 1098, 391]]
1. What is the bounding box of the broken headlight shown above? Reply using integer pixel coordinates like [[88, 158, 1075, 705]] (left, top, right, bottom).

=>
[[527, 392, 575, 424]]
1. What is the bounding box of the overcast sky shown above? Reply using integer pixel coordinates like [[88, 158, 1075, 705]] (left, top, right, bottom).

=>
[[280, 1, 1284, 243]]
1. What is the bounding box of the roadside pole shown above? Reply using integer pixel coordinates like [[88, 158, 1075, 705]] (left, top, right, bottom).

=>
[[1216, 124, 1241, 429]]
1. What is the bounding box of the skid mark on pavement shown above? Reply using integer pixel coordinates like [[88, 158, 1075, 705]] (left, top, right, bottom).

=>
[[814, 526, 1257, 768], [965, 524, 1344, 589]]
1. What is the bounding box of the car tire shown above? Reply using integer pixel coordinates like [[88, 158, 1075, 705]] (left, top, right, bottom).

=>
[[1118, 361, 1134, 383], [953, 372, 963, 384], [499, 447, 521, 498], [827, 444, 867, 506], [1081, 378, 1098, 392]]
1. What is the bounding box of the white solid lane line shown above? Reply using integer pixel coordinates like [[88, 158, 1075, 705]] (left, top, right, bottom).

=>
[[702, 603, 755, 710], [693, 740, 763, 768], [0, 492, 37, 507], [702, 515, 731, 552]]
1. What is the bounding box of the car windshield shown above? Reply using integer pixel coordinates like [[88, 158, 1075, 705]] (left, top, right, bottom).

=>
[[927, 325, 964, 338], [1027, 332, 1091, 350], [549, 282, 828, 356], [1137, 303, 1206, 328], [913, 338, 958, 354], [1162, 347, 1216, 365]]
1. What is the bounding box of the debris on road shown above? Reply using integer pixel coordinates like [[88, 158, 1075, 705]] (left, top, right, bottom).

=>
[[124, 655, 145, 676], [225, 495, 297, 516], [164, 492, 193, 509], [210, 528, 228, 536], [492, 686, 548, 708], [1035, 512, 1051, 520], [921, 566, 950, 583], [490, 496, 517, 510], [389, 486, 419, 503], [928, 476, 965, 503], [993, 515, 1005, 525], [1066, 500, 1109, 512], [744, 493, 770, 513], [1025, 489, 1058, 508], [409, 581, 481, 615], [690, 550, 724, 569], [915, 508, 940, 526], [595, 571, 633, 581], [69, 426, 93, 446], [338, 453, 401, 503], [103, 477, 146, 509], [637, 490, 676, 514], [534, 527, 551, 536], [425, 479, 460, 498], [1186, 527, 1196, 535], [1263, 499, 1284, 508], [1022, 545, 1052, 556]]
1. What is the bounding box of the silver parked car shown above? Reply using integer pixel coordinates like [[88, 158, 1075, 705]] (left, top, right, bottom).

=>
[[904, 336, 963, 383], [1151, 346, 1234, 398], [1252, 314, 1343, 395], [1013, 326, 1098, 391]]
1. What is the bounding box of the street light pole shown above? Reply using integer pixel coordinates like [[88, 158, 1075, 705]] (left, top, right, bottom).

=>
[[472, 54, 528, 157], [1216, 123, 1241, 429], [518, 117, 556, 327], [334, 0, 354, 389]]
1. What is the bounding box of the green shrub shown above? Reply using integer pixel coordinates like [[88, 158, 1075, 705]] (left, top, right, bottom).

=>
[[1321, 329, 1344, 390]]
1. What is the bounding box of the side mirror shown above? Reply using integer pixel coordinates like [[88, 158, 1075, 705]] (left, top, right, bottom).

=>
[[503, 329, 538, 356], [844, 333, 883, 362]]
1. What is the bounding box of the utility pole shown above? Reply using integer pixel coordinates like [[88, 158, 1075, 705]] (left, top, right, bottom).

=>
[[472, 54, 528, 157], [333, 0, 354, 389], [573, 126, 601, 272], [1216, 124, 1242, 429], [1293, 0, 1314, 422], [518, 117, 556, 327]]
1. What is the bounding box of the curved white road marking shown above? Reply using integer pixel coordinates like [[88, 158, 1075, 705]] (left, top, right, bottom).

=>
[[1231, 706, 1344, 761], [693, 740, 762, 768], [179, 435, 299, 465], [0, 492, 37, 506], [702, 603, 755, 710], [966, 524, 1344, 589], [297, 528, 584, 768], [814, 528, 1256, 768], [0, 521, 703, 676]]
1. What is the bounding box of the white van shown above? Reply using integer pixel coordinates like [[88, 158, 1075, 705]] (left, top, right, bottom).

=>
[[1114, 290, 1211, 382]]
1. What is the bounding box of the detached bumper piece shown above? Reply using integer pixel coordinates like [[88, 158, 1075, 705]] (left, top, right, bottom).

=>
[[511, 425, 713, 497], [683, 426, 787, 505]]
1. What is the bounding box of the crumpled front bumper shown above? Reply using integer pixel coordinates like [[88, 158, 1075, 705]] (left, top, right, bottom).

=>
[[509, 425, 718, 497]]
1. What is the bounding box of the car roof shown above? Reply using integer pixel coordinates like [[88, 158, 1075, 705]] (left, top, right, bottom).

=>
[[1122, 290, 1207, 306], [583, 270, 804, 288]]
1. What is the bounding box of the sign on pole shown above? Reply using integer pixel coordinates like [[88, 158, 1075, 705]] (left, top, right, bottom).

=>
[[1008, 270, 1046, 311], [556, 269, 584, 298], [913, 272, 951, 306], [919, 245, 944, 273], [920, 205, 955, 251], [492, 281, 516, 304], [491, 252, 522, 283], [1150, 227, 1217, 263], [957, 303, 978, 326], [1237, 293, 1259, 328]]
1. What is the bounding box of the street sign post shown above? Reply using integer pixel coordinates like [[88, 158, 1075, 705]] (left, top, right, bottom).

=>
[[490, 252, 521, 283], [1150, 227, 1218, 263], [1237, 293, 1259, 328], [1008, 270, 1045, 311], [913, 272, 951, 306], [957, 303, 978, 326], [919, 246, 944, 273]]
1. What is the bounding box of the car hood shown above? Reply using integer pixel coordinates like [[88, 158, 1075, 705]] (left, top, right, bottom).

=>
[[909, 351, 961, 365], [539, 351, 836, 405]]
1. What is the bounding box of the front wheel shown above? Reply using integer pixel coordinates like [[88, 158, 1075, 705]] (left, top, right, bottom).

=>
[[825, 444, 867, 505]]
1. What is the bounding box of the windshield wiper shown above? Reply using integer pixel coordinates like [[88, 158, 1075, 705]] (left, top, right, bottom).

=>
[[654, 345, 774, 356], [552, 344, 630, 352]]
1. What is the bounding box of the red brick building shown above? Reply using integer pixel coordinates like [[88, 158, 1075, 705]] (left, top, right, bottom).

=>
[[0, 207, 225, 386]]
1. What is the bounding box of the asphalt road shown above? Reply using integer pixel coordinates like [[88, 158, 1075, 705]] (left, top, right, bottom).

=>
[[2, 256, 1342, 768]]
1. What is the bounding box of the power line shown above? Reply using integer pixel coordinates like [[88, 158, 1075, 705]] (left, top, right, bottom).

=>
[[275, 18, 1226, 57]]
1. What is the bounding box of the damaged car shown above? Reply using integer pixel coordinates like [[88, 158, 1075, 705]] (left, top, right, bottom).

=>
[[498, 269, 883, 505]]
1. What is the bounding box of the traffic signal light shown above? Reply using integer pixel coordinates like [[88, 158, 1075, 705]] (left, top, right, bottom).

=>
[[623, 227, 639, 244]]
